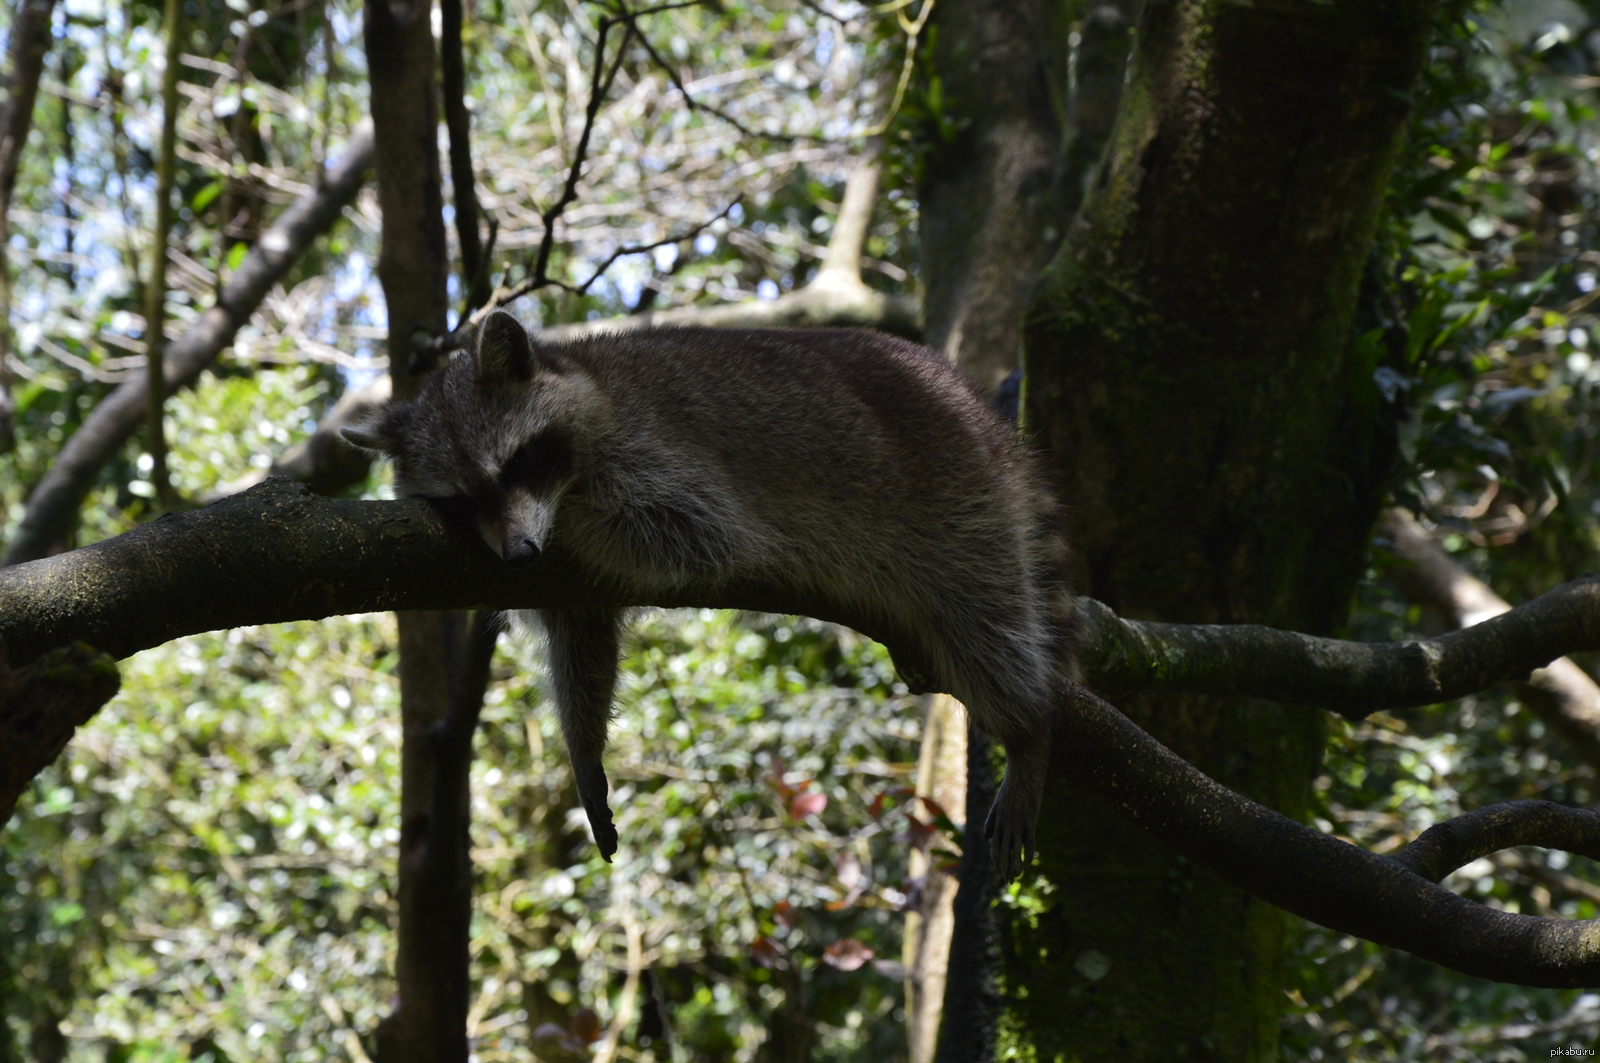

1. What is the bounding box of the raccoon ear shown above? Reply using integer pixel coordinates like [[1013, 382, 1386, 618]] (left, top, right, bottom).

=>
[[476, 310, 551, 384], [339, 406, 403, 455]]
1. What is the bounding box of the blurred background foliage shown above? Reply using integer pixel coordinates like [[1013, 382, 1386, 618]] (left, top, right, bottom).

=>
[[9, 0, 1600, 1059]]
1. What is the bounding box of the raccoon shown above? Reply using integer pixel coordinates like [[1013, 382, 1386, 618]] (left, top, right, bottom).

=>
[[342, 311, 1075, 882]]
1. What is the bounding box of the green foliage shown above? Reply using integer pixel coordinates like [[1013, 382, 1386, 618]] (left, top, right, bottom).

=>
[[3, 609, 926, 1060]]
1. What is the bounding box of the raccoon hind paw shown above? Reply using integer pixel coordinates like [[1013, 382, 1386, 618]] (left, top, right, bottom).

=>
[[983, 794, 1037, 884]]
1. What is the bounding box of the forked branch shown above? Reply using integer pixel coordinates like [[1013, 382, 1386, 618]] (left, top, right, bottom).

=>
[[1058, 683, 1600, 986]]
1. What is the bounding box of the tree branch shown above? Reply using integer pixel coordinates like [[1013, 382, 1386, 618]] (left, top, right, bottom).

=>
[[0, 638, 118, 822], [1056, 682, 1600, 987], [440, 0, 489, 316], [0, 479, 894, 664], [1076, 577, 1600, 718], [1379, 507, 1600, 769], [1391, 801, 1600, 884], [7, 483, 1600, 983], [1, 125, 375, 566]]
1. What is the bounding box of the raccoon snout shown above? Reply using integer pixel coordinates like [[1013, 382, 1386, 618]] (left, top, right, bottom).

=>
[[504, 538, 542, 567]]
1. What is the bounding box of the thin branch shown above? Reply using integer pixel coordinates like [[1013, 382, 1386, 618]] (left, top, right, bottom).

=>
[[625, 18, 810, 146], [420, 201, 738, 355], [569, 201, 738, 293], [863, 0, 934, 137], [531, 13, 634, 286], [441, 0, 490, 317], [0, 0, 61, 454], [144, 0, 183, 509]]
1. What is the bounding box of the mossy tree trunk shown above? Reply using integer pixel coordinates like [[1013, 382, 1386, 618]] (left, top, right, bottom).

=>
[[1014, 1, 1434, 1058]]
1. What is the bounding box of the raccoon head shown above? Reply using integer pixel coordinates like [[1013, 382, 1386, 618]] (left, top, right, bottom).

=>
[[341, 310, 588, 569]]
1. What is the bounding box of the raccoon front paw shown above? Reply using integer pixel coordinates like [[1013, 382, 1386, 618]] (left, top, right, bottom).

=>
[[575, 762, 619, 862], [983, 790, 1037, 884]]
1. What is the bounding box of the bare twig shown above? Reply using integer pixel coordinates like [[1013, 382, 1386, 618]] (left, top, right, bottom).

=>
[[624, 14, 814, 146], [420, 202, 737, 356]]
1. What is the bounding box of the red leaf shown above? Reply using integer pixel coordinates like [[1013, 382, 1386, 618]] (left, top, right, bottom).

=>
[[904, 814, 935, 850], [774, 900, 798, 929], [789, 789, 827, 819], [570, 1007, 602, 1044], [822, 938, 875, 971]]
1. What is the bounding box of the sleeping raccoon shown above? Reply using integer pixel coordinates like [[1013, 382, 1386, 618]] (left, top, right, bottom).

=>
[[342, 311, 1075, 882]]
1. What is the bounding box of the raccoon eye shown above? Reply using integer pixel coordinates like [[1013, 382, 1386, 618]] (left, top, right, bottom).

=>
[[500, 430, 572, 492], [429, 494, 481, 528]]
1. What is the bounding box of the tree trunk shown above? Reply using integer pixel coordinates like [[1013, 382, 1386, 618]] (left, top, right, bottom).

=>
[[363, 0, 468, 1059], [914, 1, 1131, 1058], [1014, 1, 1433, 1058]]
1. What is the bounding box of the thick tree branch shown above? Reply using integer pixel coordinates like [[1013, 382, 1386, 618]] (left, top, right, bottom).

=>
[[0, 479, 884, 664], [0, 639, 118, 822], [1058, 683, 1600, 987], [1379, 507, 1600, 769], [2, 125, 375, 566], [7, 484, 1600, 983], [1076, 578, 1600, 718], [7, 480, 1599, 708]]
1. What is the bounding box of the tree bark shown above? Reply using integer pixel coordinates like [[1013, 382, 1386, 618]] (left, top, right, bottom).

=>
[[440, 0, 488, 316], [915, 0, 1133, 1056], [363, 0, 472, 1057], [143, 0, 182, 507], [918, 0, 1065, 394], [1016, 0, 1434, 1058], [0, 0, 58, 456], [0, 639, 118, 823]]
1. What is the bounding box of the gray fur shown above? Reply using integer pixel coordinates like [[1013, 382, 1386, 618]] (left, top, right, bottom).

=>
[[341, 311, 1077, 881]]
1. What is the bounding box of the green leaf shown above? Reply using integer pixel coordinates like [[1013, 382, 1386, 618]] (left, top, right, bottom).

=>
[[191, 179, 224, 212]]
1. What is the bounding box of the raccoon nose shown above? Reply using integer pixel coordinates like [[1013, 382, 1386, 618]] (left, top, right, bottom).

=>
[[504, 538, 542, 568]]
